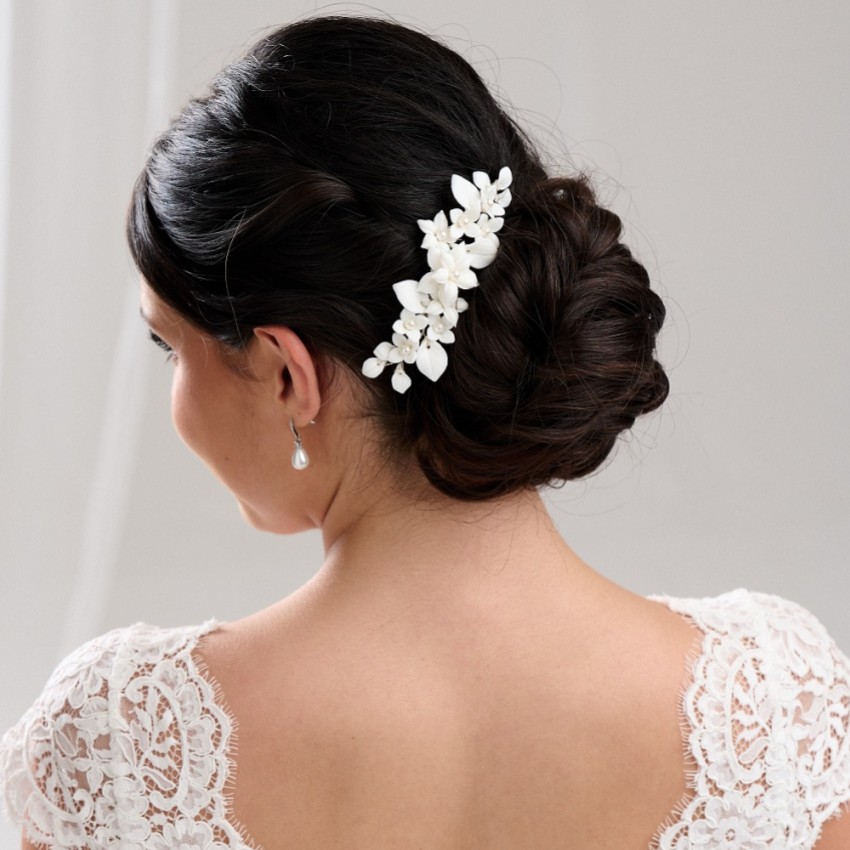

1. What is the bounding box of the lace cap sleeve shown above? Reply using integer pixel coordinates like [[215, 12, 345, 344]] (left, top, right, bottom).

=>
[[0, 620, 239, 850], [653, 589, 850, 849], [755, 593, 850, 825]]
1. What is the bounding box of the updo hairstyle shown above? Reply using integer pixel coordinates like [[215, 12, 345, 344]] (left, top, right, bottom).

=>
[[127, 16, 669, 501]]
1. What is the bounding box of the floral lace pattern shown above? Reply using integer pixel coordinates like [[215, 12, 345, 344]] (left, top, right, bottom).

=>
[[1, 591, 849, 848], [0, 621, 254, 850], [650, 590, 850, 849]]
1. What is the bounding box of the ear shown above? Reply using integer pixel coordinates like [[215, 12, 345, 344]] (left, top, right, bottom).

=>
[[251, 326, 322, 425]]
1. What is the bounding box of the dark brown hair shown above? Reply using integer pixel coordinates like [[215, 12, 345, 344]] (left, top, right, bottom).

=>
[[127, 15, 668, 501]]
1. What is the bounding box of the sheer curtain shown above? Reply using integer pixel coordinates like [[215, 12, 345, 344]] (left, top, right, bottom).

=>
[[0, 0, 9, 409], [1, 1, 848, 844]]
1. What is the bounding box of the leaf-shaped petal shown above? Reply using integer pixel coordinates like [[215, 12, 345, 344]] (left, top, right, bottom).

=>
[[391, 365, 412, 394], [416, 339, 448, 382], [473, 213, 502, 239], [418, 274, 438, 297], [427, 243, 451, 270], [374, 341, 393, 359], [393, 279, 427, 313], [362, 357, 386, 378], [497, 167, 512, 189], [437, 281, 459, 306], [451, 174, 480, 210], [468, 239, 498, 268]]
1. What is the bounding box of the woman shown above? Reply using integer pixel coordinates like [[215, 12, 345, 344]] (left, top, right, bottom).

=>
[[2, 15, 849, 849]]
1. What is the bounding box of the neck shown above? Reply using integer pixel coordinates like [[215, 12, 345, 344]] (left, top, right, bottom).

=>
[[311, 467, 596, 617]]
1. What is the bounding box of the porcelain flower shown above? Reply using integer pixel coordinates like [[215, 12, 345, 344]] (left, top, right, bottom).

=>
[[362, 167, 513, 393], [418, 209, 461, 251], [393, 309, 429, 340]]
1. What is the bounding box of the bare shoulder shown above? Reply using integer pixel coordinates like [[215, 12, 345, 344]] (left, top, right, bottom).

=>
[[816, 804, 850, 849]]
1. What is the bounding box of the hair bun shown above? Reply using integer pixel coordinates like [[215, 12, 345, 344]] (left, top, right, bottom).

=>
[[128, 16, 668, 503], [407, 173, 669, 500]]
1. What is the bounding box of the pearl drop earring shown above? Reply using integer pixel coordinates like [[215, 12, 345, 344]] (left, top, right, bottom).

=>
[[289, 419, 309, 470]]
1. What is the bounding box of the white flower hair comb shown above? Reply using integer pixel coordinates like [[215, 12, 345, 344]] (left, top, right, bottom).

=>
[[362, 167, 513, 393]]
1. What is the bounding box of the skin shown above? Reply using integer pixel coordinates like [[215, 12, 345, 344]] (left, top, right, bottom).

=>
[[23, 285, 850, 849]]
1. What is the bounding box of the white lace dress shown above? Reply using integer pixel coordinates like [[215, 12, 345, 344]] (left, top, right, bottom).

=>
[[1, 589, 849, 849]]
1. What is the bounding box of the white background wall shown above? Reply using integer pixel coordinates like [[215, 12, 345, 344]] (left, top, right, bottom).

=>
[[0, 1, 847, 842]]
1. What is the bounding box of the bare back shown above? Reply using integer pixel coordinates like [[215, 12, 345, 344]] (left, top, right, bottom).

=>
[[200, 574, 698, 850]]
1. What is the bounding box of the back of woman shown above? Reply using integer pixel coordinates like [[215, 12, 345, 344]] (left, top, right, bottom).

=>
[[198, 568, 702, 849], [2, 15, 849, 850]]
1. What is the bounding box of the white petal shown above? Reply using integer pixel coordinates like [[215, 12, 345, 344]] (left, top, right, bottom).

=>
[[497, 167, 512, 189], [375, 341, 393, 359], [391, 365, 412, 394], [468, 239, 498, 268], [438, 281, 459, 306], [449, 241, 472, 264], [418, 274, 438, 297], [394, 320, 422, 340], [362, 357, 385, 378], [393, 279, 427, 313], [416, 339, 449, 382], [462, 222, 480, 239], [472, 171, 490, 190], [456, 297, 469, 312], [451, 174, 480, 210], [427, 326, 455, 344], [427, 244, 450, 270]]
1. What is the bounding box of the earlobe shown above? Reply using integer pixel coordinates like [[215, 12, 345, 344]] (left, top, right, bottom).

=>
[[252, 326, 322, 423]]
